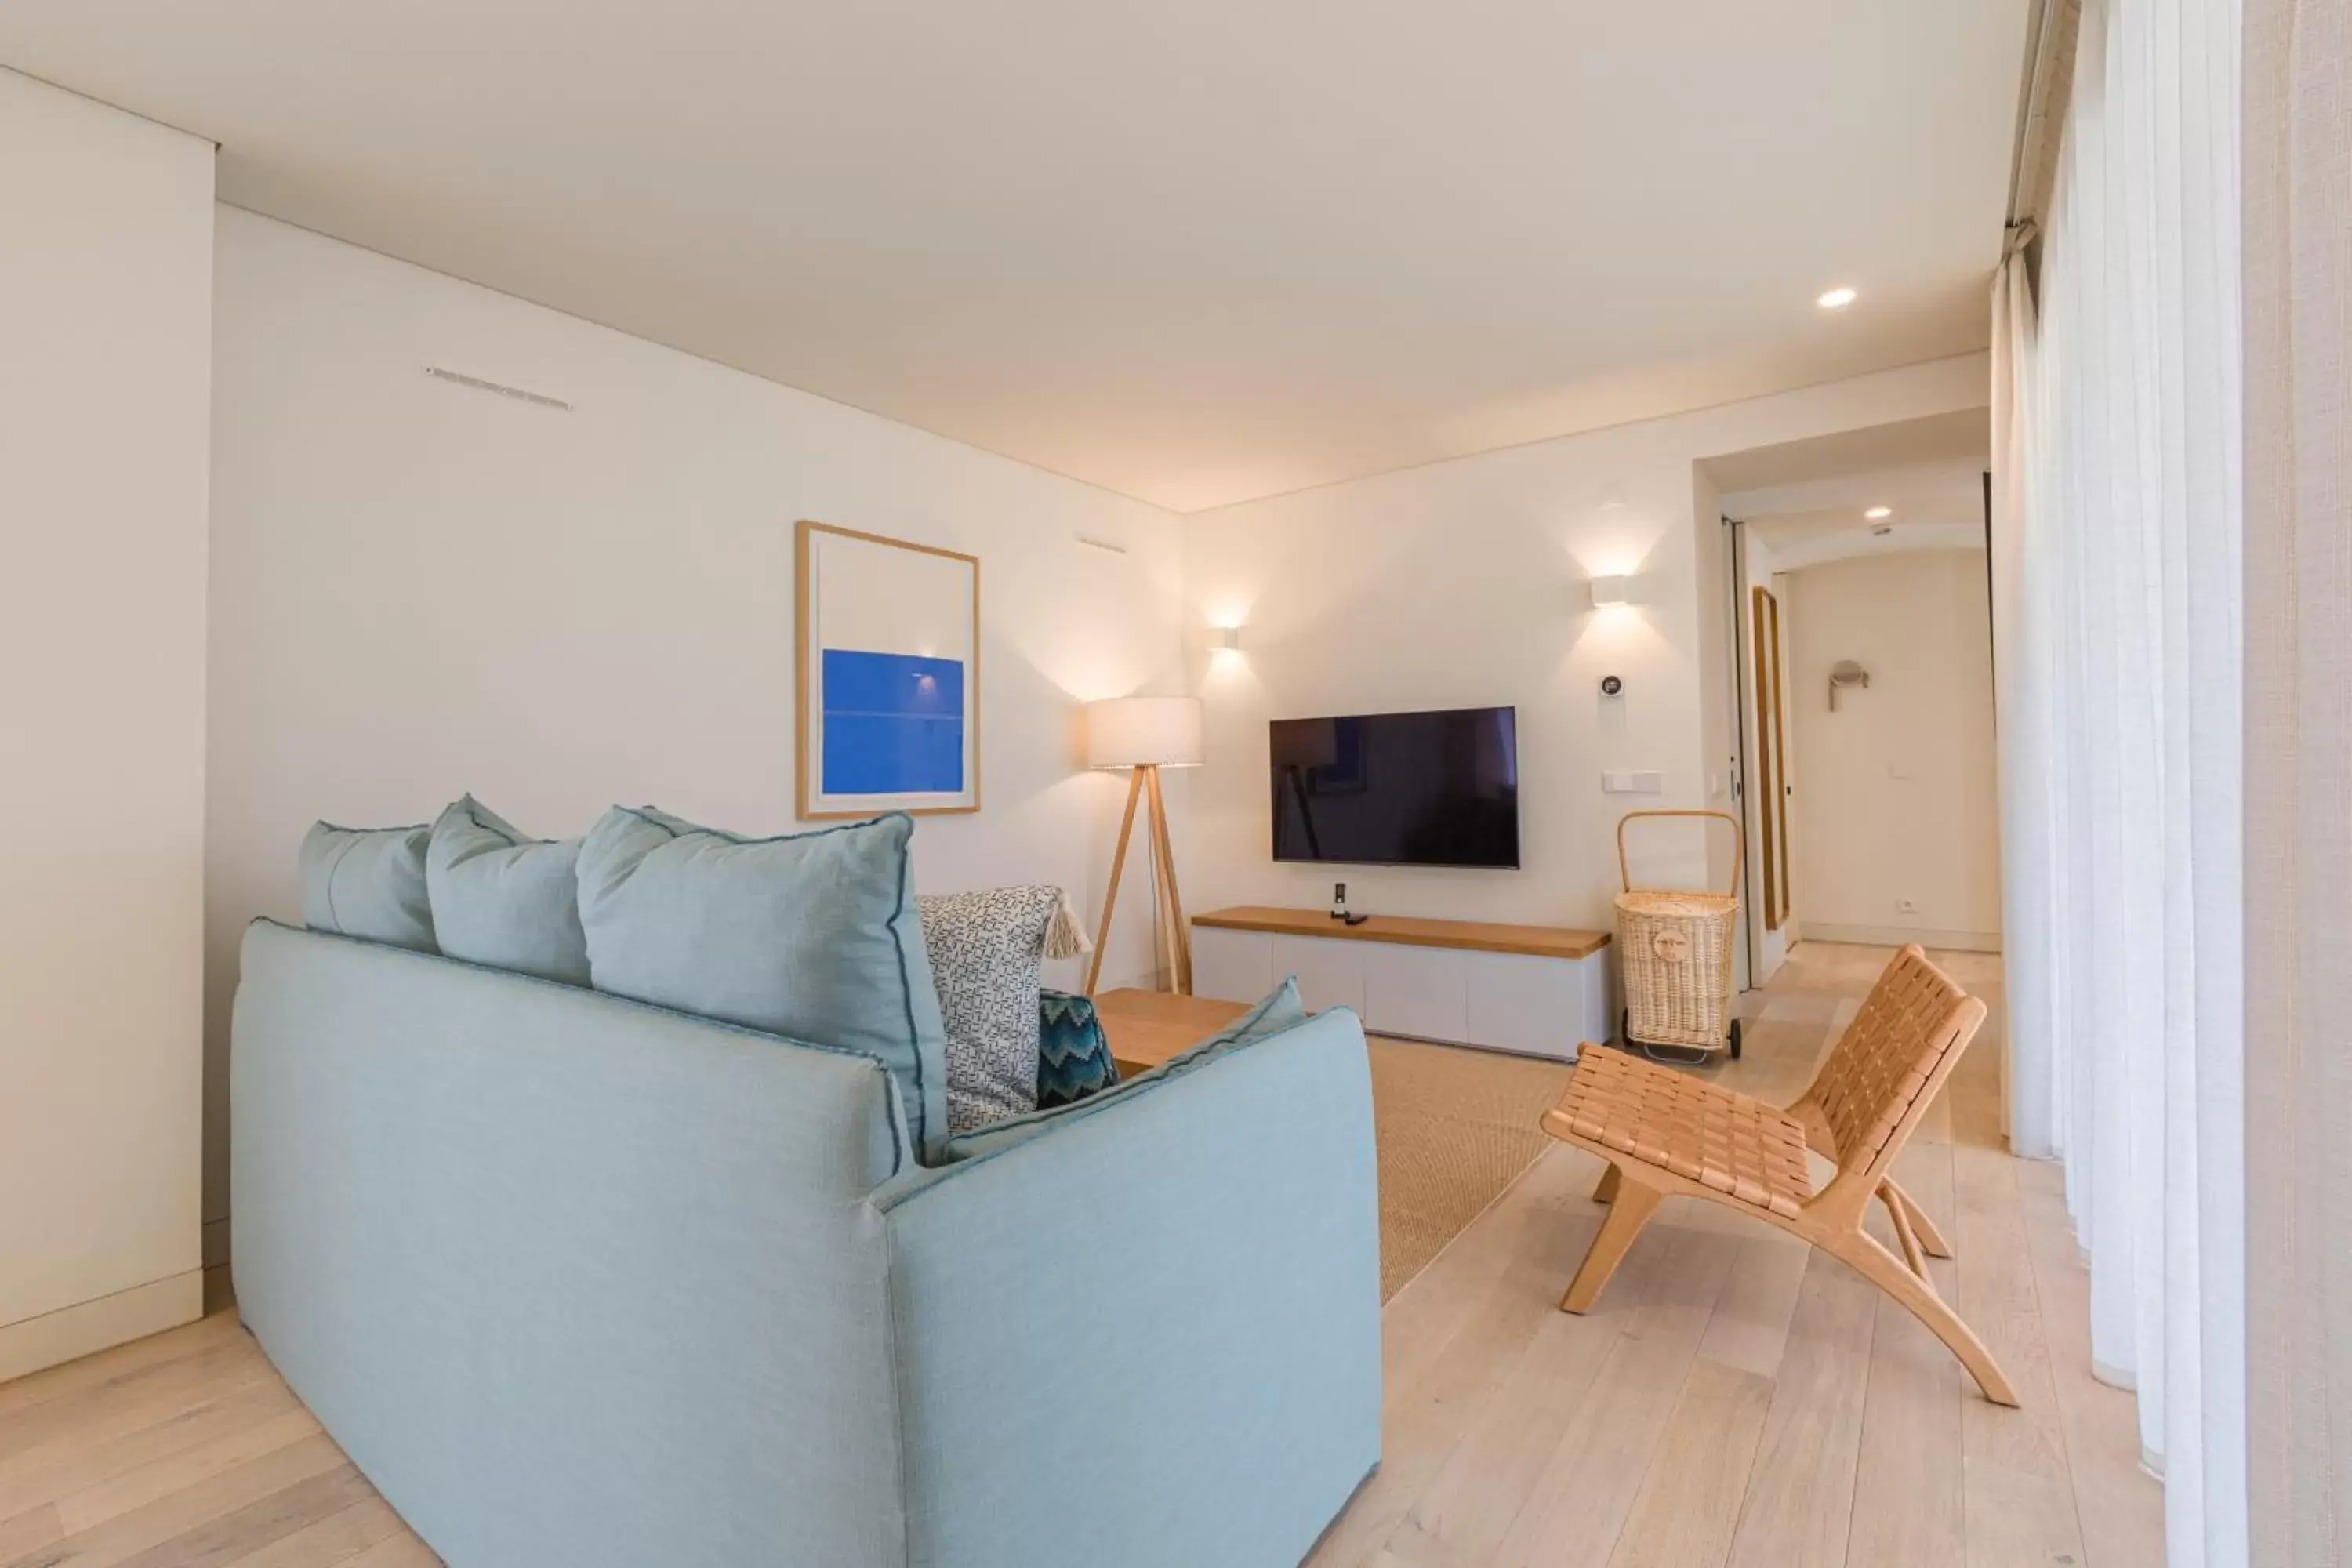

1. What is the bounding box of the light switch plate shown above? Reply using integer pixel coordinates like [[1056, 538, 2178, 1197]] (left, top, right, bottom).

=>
[[1602, 769, 1666, 794]]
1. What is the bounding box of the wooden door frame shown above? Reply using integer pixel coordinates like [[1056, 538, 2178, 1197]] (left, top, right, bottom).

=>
[[1751, 583, 1794, 931], [1724, 514, 1756, 985]]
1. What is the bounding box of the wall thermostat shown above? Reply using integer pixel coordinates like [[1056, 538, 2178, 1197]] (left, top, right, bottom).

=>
[[1600, 675, 1624, 697]]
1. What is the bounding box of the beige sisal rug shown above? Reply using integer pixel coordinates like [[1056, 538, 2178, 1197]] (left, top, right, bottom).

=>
[[1367, 1036, 1573, 1301]]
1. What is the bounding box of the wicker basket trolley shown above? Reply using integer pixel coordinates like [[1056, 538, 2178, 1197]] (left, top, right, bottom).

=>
[[1614, 809, 1744, 1062]]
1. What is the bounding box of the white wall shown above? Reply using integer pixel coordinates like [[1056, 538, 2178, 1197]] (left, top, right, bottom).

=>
[[1784, 549, 2001, 946], [0, 69, 213, 1375], [1179, 354, 1989, 939], [1690, 464, 1741, 884], [205, 209, 1189, 1226]]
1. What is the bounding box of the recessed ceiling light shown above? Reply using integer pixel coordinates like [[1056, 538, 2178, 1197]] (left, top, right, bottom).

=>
[[1817, 287, 1858, 310], [1864, 506, 1893, 519]]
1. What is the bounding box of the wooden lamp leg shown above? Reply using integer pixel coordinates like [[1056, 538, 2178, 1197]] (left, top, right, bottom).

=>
[[1083, 768, 1147, 995], [1142, 767, 1178, 989], [1143, 764, 1192, 994]]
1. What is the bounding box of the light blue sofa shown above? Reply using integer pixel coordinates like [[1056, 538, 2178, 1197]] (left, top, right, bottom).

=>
[[230, 920, 1381, 1567]]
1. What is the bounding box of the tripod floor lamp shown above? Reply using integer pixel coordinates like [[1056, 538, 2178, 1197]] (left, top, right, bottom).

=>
[[1083, 695, 1203, 995]]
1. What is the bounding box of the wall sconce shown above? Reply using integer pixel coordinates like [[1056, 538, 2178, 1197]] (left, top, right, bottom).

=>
[[1212, 626, 1244, 652], [1588, 576, 1633, 608]]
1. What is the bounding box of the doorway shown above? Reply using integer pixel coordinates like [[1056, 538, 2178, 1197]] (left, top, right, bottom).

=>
[[1701, 410, 2001, 986]]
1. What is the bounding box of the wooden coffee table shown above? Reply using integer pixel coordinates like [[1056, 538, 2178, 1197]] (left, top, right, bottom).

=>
[[1092, 989, 1250, 1078]]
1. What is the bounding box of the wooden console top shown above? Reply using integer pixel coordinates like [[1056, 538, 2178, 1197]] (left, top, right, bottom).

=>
[[1192, 905, 1611, 960]]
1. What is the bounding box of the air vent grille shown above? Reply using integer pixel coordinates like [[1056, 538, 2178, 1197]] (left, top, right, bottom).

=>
[[423, 365, 572, 412]]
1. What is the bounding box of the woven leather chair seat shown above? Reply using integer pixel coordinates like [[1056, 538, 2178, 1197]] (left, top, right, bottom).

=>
[[1548, 1047, 1813, 1218]]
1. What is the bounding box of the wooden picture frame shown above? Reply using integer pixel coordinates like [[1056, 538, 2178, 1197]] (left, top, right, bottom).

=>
[[796, 520, 982, 818]]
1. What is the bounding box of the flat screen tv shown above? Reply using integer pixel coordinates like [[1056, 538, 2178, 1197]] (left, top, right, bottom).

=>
[[1269, 706, 1519, 869]]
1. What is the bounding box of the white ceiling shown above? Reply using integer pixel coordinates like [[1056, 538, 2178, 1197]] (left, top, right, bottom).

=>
[[0, 2, 2029, 513], [1714, 409, 1990, 571]]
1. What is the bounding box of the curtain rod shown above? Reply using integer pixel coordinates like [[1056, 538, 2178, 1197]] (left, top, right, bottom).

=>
[[2005, 0, 2078, 230]]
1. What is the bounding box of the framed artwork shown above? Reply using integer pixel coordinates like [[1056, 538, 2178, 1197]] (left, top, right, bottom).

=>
[[796, 521, 981, 818]]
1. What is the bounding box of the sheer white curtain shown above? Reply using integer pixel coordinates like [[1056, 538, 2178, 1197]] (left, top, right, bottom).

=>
[[1992, 0, 2246, 1560], [2241, 0, 2352, 1556]]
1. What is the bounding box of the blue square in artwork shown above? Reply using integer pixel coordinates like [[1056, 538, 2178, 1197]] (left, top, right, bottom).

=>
[[822, 649, 965, 796]]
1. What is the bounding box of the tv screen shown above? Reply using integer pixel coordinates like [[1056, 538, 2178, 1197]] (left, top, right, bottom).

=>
[[1269, 706, 1519, 869]]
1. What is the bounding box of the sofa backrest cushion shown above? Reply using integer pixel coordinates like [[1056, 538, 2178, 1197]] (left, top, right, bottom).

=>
[[575, 805, 950, 1160], [300, 821, 437, 953], [426, 797, 590, 986]]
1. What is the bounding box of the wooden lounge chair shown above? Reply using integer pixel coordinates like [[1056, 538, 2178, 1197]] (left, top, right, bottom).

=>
[[1544, 944, 2017, 1406]]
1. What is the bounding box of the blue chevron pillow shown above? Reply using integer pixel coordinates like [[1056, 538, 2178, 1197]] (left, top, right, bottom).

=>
[[1036, 989, 1119, 1109]]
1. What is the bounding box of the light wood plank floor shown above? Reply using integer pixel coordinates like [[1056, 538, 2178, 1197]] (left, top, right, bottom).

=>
[[0, 942, 2158, 1567], [1310, 940, 2163, 1568]]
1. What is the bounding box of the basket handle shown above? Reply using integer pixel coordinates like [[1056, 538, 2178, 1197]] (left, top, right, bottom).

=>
[[1617, 810, 1744, 898]]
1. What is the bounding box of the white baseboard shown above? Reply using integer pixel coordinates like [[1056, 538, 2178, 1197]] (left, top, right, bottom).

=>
[[0, 1270, 205, 1384], [1800, 924, 2002, 954]]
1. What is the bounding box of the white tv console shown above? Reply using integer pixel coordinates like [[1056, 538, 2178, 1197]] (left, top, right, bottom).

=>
[[1189, 906, 1616, 1062]]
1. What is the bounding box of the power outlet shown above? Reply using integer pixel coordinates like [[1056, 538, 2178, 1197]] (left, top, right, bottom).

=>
[[1898, 897, 1920, 914]]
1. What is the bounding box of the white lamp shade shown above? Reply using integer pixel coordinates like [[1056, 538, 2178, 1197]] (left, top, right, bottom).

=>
[[1086, 695, 1203, 768]]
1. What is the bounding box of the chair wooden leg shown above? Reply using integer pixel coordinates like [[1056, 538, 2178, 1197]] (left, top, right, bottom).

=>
[[1561, 1171, 1659, 1313], [1592, 1165, 1621, 1204], [1882, 1182, 1929, 1279], [1883, 1177, 1953, 1258], [1829, 1230, 2020, 1406]]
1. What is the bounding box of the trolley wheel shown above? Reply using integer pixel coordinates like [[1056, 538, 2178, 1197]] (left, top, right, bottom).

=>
[[1626, 1008, 1717, 1067], [1728, 1017, 1744, 1061]]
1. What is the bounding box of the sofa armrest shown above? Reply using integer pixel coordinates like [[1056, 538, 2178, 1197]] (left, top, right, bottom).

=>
[[873, 1007, 1381, 1568]]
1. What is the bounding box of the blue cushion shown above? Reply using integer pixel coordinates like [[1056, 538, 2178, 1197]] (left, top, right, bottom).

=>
[[425, 797, 590, 986], [300, 821, 437, 953], [1036, 989, 1118, 1109], [575, 806, 950, 1160]]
